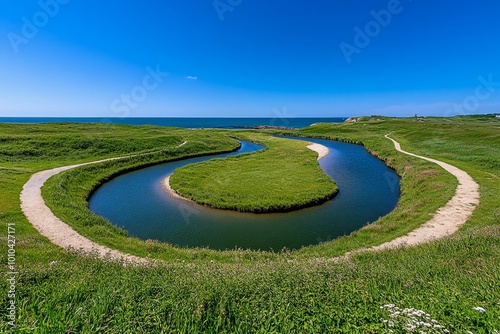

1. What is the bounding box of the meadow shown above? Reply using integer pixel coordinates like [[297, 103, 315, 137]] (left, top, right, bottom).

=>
[[0, 116, 499, 333], [170, 132, 338, 213]]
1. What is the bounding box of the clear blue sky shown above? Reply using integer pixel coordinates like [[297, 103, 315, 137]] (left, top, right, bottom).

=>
[[1, 0, 500, 117]]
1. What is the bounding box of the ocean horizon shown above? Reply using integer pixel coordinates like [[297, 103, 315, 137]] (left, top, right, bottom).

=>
[[0, 117, 347, 129]]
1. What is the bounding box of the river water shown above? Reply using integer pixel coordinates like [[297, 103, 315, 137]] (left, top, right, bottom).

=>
[[89, 137, 400, 251]]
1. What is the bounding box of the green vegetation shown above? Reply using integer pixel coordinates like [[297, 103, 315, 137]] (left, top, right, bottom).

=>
[[170, 133, 337, 212], [1, 116, 499, 332]]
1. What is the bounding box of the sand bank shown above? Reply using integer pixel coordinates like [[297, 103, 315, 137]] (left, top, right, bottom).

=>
[[20, 160, 149, 264], [307, 143, 329, 160], [162, 175, 195, 203]]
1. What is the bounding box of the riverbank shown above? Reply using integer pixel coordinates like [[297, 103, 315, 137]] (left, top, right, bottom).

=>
[[21, 159, 149, 264], [162, 174, 193, 203]]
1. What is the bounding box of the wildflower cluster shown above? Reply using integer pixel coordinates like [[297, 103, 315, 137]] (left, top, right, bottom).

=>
[[381, 304, 449, 333]]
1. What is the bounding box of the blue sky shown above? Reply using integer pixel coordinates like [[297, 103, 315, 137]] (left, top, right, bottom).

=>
[[1, 0, 500, 117]]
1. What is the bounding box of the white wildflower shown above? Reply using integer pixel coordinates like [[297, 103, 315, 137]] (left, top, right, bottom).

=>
[[473, 306, 486, 313], [381, 304, 449, 333]]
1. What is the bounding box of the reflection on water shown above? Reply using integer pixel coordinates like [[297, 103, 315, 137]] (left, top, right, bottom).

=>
[[89, 137, 400, 251]]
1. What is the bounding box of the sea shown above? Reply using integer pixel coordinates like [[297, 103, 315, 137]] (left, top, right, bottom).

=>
[[0, 117, 347, 129]]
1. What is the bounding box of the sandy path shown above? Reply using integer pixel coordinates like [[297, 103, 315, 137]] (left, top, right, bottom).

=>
[[20, 141, 188, 264], [371, 134, 480, 250], [324, 134, 481, 263]]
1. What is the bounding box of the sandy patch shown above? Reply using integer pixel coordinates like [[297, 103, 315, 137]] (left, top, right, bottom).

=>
[[162, 175, 195, 203], [307, 143, 330, 160]]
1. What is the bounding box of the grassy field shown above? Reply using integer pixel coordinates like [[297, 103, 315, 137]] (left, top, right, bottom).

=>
[[170, 132, 338, 212], [0, 116, 499, 332]]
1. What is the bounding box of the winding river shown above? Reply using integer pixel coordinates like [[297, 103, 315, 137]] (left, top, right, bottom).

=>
[[89, 137, 400, 251]]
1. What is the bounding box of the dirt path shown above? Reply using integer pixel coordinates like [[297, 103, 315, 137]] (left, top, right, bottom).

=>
[[325, 134, 481, 262], [20, 141, 188, 264], [371, 134, 480, 250]]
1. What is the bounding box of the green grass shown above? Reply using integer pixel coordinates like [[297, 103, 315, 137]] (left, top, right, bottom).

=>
[[0, 116, 499, 332], [170, 132, 337, 212]]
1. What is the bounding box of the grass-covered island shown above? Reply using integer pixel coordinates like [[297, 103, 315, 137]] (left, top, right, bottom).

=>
[[1, 115, 499, 332], [168, 133, 338, 212]]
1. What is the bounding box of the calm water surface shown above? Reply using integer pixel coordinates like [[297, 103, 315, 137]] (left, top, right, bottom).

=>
[[89, 137, 400, 251]]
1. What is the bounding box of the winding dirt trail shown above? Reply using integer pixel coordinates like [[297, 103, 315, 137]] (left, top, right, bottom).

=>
[[370, 134, 480, 250], [21, 159, 148, 264], [20, 141, 188, 264]]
